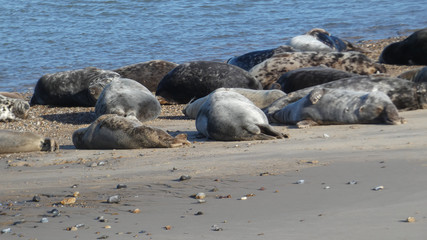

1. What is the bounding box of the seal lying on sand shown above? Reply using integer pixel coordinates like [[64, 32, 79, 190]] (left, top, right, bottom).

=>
[[288, 28, 367, 52], [95, 78, 161, 122], [195, 90, 286, 141], [227, 45, 296, 71], [263, 76, 427, 118], [249, 51, 385, 89], [398, 67, 427, 83], [379, 28, 427, 65], [113, 60, 178, 92], [277, 66, 356, 93], [156, 61, 262, 104], [183, 88, 286, 119], [31, 67, 121, 107], [272, 88, 404, 128], [0, 130, 58, 154], [0, 95, 30, 121], [72, 114, 190, 149]]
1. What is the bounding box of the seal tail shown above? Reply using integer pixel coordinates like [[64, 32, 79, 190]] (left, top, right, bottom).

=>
[[256, 124, 289, 139]]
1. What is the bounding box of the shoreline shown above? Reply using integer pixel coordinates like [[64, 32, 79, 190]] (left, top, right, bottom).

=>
[[1, 37, 427, 239]]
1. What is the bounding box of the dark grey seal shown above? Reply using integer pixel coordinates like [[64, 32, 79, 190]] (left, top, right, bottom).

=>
[[95, 78, 161, 122], [72, 114, 190, 149], [264, 76, 427, 119], [30, 67, 121, 107], [227, 45, 296, 71], [195, 90, 286, 141], [0, 95, 30, 121], [156, 61, 262, 104], [379, 28, 427, 65], [249, 52, 386, 89], [277, 66, 356, 93], [0, 130, 58, 154], [113, 60, 178, 92], [272, 88, 404, 127]]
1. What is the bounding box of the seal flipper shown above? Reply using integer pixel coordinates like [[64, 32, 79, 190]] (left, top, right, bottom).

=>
[[309, 88, 324, 104], [256, 124, 288, 139], [296, 120, 319, 128], [169, 133, 191, 147]]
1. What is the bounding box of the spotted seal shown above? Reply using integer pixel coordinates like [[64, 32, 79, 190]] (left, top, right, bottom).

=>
[[30, 67, 121, 107], [95, 78, 161, 122], [277, 66, 356, 93], [288, 28, 368, 53], [379, 28, 427, 65], [264, 76, 427, 119], [113, 60, 178, 92], [398, 67, 427, 83], [0, 130, 58, 154], [227, 45, 296, 71], [183, 88, 286, 119], [249, 51, 385, 89], [156, 61, 262, 104], [195, 90, 286, 141], [0, 95, 30, 121], [72, 114, 190, 149], [272, 88, 404, 128]]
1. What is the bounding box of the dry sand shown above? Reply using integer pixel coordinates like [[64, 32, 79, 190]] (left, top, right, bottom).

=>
[[1, 38, 427, 239]]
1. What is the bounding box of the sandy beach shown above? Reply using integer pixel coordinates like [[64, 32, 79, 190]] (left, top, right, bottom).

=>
[[1, 38, 427, 239]]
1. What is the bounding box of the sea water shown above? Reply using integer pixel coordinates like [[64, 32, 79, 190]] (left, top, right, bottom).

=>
[[1, 0, 426, 92]]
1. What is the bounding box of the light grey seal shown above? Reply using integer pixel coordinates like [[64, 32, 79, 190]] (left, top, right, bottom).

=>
[[195, 90, 286, 141], [249, 51, 386, 89], [263, 76, 427, 119], [113, 60, 178, 92], [288, 28, 368, 52], [30, 67, 121, 107], [95, 78, 161, 122], [277, 66, 356, 93], [398, 67, 427, 83], [0, 95, 30, 121], [379, 28, 427, 65], [0, 130, 58, 154], [72, 114, 191, 149], [156, 61, 262, 104], [272, 88, 405, 128], [183, 88, 286, 119]]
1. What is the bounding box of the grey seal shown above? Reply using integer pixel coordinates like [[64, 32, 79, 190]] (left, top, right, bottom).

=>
[[113, 60, 178, 92], [72, 114, 191, 149], [195, 90, 286, 141], [277, 66, 356, 93], [272, 88, 404, 128], [249, 52, 385, 89], [379, 28, 427, 65], [398, 67, 427, 83], [227, 45, 296, 71], [30, 67, 121, 107], [0, 95, 30, 121], [156, 61, 262, 104], [95, 78, 161, 122], [288, 28, 368, 52], [264, 76, 427, 119], [0, 130, 58, 154], [183, 88, 286, 119]]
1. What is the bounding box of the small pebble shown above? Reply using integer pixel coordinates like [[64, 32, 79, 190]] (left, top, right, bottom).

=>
[[107, 195, 121, 204], [195, 192, 206, 200], [373, 186, 384, 191], [131, 208, 141, 214], [97, 216, 107, 222], [164, 225, 172, 230], [116, 184, 127, 189], [32, 195, 41, 202], [40, 217, 48, 223], [240, 196, 247, 200], [296, 180, 305, 184], [60, 197, 76, 205], [211, 225, 223, 231], [179, 175, 191, 181], [73, 191, 80, 197], [347, 180, 358, 185], [197, 199, 206, 203], [104, 225, 112, 229], [324, 186, 331, 189], [195, 211, 204, 216], [1, 228, 11, 234], [406, 217, 416, 223]]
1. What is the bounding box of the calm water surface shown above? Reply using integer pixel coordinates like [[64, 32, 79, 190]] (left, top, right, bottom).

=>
[[1, 0, 426, 91]]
